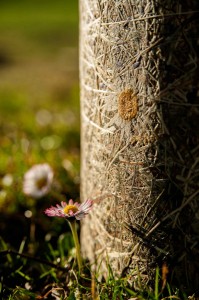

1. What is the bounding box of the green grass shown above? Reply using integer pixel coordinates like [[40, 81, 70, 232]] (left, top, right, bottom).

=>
[[0, 0, 80, 237], [0, 0, 80, 184], [0, 2, 81, 295], [0, 0, 78, 59], [0, 0, 78, 32], [0, 233, 186, 299]]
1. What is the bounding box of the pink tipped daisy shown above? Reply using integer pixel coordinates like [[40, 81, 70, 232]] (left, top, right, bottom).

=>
[[44, 199, 93, 220], [23, 163, 53, 199]]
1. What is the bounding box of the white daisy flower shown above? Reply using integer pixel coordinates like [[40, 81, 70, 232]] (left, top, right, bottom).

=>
[[23, 163, 53, 198]]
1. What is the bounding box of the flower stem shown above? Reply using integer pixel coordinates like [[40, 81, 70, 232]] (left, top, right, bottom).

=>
[[68, 220, 82, 273]]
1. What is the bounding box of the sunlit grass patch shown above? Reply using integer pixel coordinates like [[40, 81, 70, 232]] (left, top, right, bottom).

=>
[[0, 0, 80, 234], [0, 0, 78, 37]]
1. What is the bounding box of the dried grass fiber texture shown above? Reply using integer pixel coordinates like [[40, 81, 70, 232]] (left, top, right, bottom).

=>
[[80, 0, 199, 293]]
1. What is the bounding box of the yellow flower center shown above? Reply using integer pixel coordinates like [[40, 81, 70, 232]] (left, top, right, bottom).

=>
[[36, 177, 48, 189], [63, 204, 78, 215]]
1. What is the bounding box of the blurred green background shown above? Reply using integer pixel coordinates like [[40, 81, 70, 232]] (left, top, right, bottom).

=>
[[0, 0, 80, 246]]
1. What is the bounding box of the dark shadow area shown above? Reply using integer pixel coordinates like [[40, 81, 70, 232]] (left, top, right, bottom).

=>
[[149, 2, 199, 294]]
